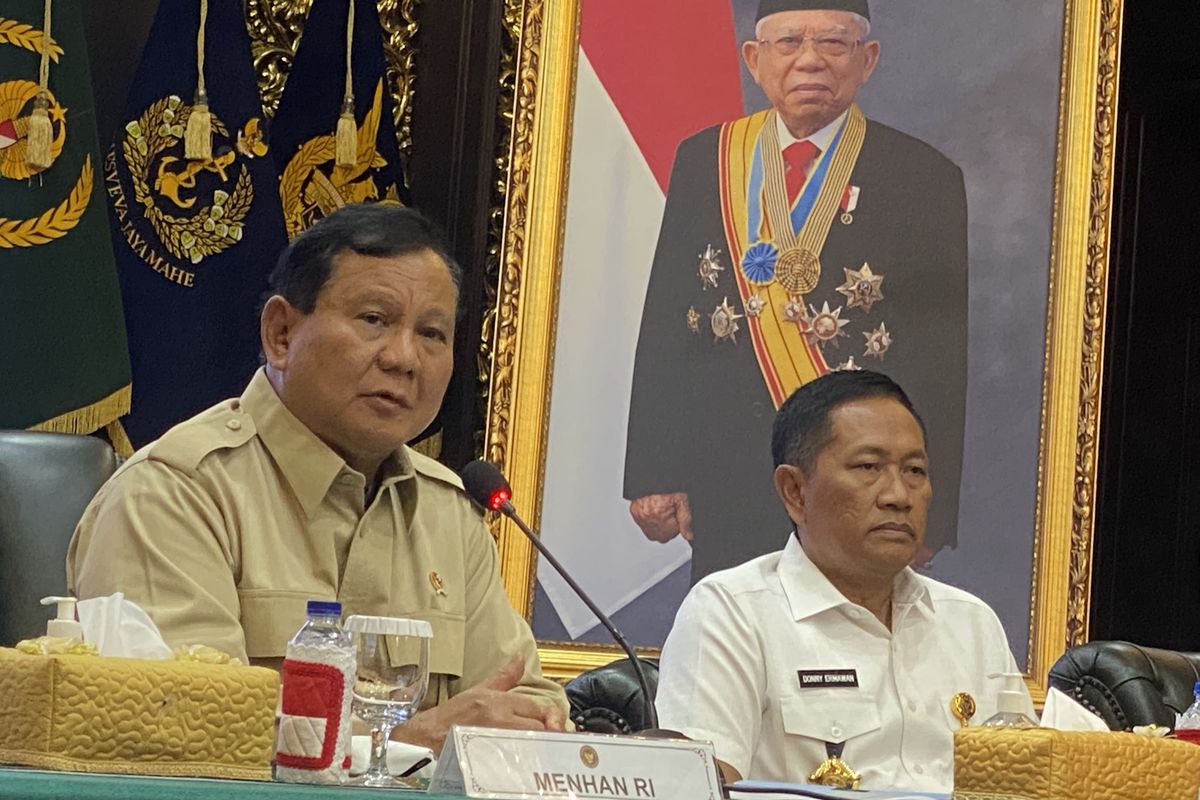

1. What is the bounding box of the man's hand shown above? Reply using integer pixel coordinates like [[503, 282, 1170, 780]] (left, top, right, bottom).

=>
[[629, 492, 695, 543], [394, 657, 567, 755]]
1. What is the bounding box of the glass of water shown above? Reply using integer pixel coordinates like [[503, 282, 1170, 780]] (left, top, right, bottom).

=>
[[344, 615, 432, 787]]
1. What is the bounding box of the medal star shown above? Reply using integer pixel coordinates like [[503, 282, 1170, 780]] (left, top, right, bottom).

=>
[[783, 300, 807, 323], [835, 356, 863, 372], [686, 306, 701, 334], [697, 244, 724, 290], [836, 262, 884, 312], [863, 322, 893, 360], [49, 103, 68, 125], [804, 301, 849, 348], [710, 296, 744, 343], [744, 294, 765, 317]]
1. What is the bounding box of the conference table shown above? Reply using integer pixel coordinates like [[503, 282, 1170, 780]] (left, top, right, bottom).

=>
[[0, 767, 954, 800], [0, 768, 465, 800]]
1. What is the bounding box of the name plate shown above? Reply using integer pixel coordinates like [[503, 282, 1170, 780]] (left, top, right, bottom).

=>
[[428, 726, 721, 800]]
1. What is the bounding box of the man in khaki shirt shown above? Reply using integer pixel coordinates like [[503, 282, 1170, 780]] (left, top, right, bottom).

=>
[[68, 203, 567, 753]]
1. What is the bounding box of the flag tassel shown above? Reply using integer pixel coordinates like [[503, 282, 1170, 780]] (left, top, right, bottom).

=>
[[26, 0, 54, 170], [335, 0, 356, 168], [185, 0, 213, 160]]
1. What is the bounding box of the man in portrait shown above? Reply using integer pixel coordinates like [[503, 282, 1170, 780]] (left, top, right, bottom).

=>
[[624, 0, 968, 582]]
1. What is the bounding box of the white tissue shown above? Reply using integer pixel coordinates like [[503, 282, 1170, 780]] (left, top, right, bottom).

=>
[[76, 592, 173, 659], [1040, 687, 1108, 731], [349, 735, 435, 778]]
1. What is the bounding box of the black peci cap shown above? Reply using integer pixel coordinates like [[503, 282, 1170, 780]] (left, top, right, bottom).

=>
[[756, 0, 870, 22]]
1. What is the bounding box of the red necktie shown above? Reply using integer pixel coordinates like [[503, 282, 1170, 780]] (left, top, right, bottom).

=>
[[784, 140, 821, 205]]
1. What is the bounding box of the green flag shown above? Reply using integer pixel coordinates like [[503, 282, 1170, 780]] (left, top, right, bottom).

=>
[[0, 0, 131, 433]]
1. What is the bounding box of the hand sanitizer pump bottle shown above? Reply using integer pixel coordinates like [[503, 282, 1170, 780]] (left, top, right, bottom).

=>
[[40, 596, 83, 640], [981, 673, 1037, 728]]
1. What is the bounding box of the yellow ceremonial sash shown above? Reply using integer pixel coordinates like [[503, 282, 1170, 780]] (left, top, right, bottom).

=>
[[717, 106, 866, 408]]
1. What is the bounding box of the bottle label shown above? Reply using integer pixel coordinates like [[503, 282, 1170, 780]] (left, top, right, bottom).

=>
[[275, 658, 347, 771]]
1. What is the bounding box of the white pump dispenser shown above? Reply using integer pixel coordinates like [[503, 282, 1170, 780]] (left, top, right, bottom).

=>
[[40, 596, 84, 640], [981, 672, 1037, 728]]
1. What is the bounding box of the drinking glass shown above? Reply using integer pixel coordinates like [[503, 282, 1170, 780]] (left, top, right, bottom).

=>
[[344, 615, 432, 787]]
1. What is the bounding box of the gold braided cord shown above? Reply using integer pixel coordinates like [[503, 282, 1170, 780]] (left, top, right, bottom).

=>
[[28, 384, 132, 436], [37, 0, 51, 91], [196, 0, 208, 98], [344, 0, 355, 105]]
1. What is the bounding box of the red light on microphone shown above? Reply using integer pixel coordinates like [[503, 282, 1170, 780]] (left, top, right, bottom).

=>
[[488, 488, 511, 511]]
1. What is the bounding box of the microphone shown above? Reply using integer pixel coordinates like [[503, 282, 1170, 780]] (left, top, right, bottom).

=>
[[459, 459, 659, 731]]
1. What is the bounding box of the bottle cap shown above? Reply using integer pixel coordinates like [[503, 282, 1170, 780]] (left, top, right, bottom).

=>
[[306, 600, 342, 617], [989, 672, 1031, 716], [40, 595, 83, 640]]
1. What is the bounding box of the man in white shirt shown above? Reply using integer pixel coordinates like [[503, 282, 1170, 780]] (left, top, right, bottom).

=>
[[655, 370, 1033, 792]]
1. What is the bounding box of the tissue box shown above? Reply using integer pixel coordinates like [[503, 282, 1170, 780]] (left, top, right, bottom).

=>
[[0, 647, 279, 780], [954, 727, 1200, 800]]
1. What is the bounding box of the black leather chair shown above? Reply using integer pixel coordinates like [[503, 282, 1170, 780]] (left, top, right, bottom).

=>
[[1048, 640, 1200, 730], [0, 430, 118, 646], [565, 657, 659, 734]]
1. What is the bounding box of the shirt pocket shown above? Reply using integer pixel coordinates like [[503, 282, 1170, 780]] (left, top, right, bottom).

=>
[[239, 589, 314, 658], [387, 609, 464, 680], [781, 690, 882, 744]]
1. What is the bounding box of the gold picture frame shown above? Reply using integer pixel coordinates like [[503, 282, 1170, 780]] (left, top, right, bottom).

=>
[[484, 0, 1124, 701]]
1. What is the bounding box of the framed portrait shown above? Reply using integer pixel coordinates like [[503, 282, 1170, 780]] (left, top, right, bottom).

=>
[[485, 0, 1122, 701]]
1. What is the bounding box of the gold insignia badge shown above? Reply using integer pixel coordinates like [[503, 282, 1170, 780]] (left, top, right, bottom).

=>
[[428, 571, 446, 596], [119, 95, 254, 266], [775, 246, 820, 295], [744, 294, 765, 317], [279, 80, 396, 240], [0, 82, 66, 179], [809, 745, 861, 790], [686, 306, 700, 334], [0, 23, 91, 250], [951, 692, 977, 728], [837, 262, 885, 312], [579, 745, 599, 769], [710, 297, 743, 343], [863, 322, 892, 360], [697, 244, 723, 290], [803, 301, 849, 348]]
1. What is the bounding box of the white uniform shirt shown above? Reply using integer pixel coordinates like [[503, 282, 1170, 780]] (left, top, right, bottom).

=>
[[656, 535, 1034, 792]]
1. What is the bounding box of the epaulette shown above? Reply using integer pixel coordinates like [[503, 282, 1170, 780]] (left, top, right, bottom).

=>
[[146, 398, 257, 474], [406, 446, 464, 491]]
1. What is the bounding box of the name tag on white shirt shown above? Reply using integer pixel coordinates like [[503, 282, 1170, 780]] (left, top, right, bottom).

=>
[[798, 669, 859, 689], [428, 725, 721, 800]]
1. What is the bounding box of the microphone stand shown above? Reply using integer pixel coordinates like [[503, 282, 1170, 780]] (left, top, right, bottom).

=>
[[496, 499, 660, 731]]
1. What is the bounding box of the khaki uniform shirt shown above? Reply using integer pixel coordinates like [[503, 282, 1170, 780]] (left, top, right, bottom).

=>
[[67, 369, 566, 714]]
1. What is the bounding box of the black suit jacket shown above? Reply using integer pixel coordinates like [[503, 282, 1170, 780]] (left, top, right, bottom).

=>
[[624, 116, 968, 582]]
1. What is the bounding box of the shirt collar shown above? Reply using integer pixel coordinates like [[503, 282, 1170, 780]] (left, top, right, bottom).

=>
[[777, 533, 934, 622], [776, 109, 848, 157], [239, 369, 414, 518]]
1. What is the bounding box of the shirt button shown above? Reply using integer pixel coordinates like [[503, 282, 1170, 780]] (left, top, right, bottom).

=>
[[908, 700, 918, 712], [914, 765, 924, 775], [830, 726, 842, 738], [225, 419, 242, 431]]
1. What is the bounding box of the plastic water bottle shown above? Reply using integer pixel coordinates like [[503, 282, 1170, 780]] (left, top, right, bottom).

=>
[[1176, 682, 1200, 730], [274, 600, 357, 785]]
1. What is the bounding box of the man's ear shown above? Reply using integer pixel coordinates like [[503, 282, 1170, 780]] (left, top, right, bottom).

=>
[[773, 463, 808, 526], [742, 40, 762, 84], [260, 295, 302, 371], [860, 40, 881, 84]]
